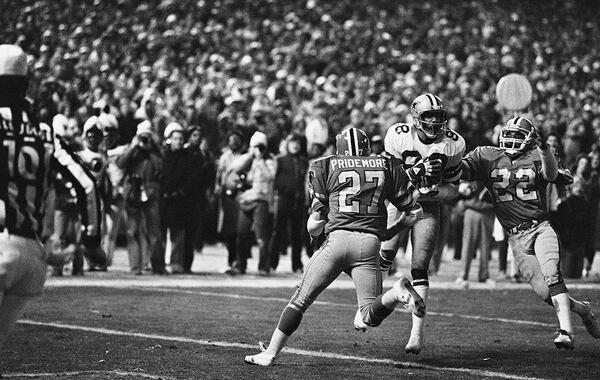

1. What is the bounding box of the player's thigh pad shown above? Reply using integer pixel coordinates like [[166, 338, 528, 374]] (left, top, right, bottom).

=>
[[290, 231, 348, 311], [532, 221, 562, 286], [381, 202, 402, 252], [512, 250, 550, 300], [0, 235, 46, 297], [410, 201, 441, 269], [346, 232, 382, 319]]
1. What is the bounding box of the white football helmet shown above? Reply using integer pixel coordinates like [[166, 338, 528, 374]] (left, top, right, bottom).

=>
[[411, 93, 447, 140]]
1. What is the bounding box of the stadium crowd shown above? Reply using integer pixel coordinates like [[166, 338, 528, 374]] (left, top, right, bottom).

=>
[[3, 0, 600, 279]]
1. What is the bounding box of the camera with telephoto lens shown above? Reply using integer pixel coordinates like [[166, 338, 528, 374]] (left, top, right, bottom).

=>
[[138, 135, 150, 145]]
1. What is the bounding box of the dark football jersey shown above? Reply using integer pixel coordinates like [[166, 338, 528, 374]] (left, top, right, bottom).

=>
[[308, 155, 418, 239], [462, 146, 552, 230], [1, 104, 101, 242]]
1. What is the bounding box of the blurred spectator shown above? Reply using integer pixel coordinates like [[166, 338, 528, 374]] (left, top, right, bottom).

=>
[[79, 116, 108, 271], [118, 122, 164, 275], [161, 122, 194, 274], [370, 135, 384, 156], [101, 113, 127, 266], [216, 130, 246, 270], [227, 132, 276, 275], [555, 178, 591, 278], [183, 126, 213, 273], [456, 182, 495, 288], [269, 134, 308, 273]]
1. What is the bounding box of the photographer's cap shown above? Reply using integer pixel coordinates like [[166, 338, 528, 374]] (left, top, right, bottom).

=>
[[164, 122, 184, 139], [136, 120, 154, 136], [83, 115, 101, 135], [249, 131, 267, 147], [0, 44, 27, 77]]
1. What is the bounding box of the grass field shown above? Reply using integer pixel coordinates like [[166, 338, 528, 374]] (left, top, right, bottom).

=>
[[2, 246, 600, 379]]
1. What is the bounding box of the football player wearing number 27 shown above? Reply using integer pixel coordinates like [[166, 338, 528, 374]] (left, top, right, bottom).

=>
[[0, 45, 104, 349], [461, 116, 600, 350], [381, 93, 466, 354], [245, 128, 429, 366]]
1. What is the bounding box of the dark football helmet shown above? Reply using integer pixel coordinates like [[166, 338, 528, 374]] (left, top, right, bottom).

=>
[[336, 128, 370, 156], [499, 116, 535, 156]]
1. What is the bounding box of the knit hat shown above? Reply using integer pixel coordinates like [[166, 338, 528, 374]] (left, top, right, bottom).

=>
[[163, 122, 184, 139], [83, 116, 101, 135], [249, 131, 267, 147], [136, 120, 154, 136]]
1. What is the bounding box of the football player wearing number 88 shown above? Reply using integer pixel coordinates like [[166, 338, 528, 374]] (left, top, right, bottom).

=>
[[0, 45, 104, 350], [381, 93, 466, 355], [244, 128, 429, 366], [461, 116, 600, 350]]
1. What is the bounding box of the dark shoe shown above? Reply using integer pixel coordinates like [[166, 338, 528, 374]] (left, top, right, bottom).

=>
[[155, 268, 169, 275], [225, 267, 244, 275], [72, 270, 85, 277], [182, 269, 193, 274], [258, 269, 270, 277]]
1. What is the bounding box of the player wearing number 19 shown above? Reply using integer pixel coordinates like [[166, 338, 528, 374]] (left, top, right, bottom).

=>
[[461, 116, 600, 350], [0, 45, 104, 349], [244, 128, 428, 366]]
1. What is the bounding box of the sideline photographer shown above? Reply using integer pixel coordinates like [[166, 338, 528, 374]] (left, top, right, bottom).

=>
[[226, 132, 277, 275], [118, 121, 164, 274]]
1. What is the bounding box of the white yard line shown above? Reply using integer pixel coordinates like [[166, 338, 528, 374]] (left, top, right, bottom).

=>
[[1, 370, 177, 379], [137, 287, 558, 329], [16, 319, 548, 380]]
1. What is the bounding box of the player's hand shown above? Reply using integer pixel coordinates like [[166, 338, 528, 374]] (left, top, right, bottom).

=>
[[525, 127, 548, 150], [407, 159, 442, 181]]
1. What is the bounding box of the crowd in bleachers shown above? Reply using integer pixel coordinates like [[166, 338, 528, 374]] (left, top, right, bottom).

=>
[[4, 0, 600, 279]]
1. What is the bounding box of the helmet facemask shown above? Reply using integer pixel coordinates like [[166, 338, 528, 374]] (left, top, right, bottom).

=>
[[415, 110, 447, 140], [499, 127, 530, 156]]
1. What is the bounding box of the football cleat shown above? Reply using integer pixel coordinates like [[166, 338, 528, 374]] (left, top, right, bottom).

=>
[[553, 329, 575, 350], [354, 309, 368, 332], [244, 342, 274, 366], [405, 334, 423, 355], [411, 93, 447, 140], [394, 277, 426, 318], [580, 301, 600, 338], [336, 127, 370, 156]]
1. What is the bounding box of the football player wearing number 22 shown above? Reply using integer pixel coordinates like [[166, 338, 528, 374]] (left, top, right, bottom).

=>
[[461, 116, 600, 350], [0, 45, 104, 349], [245, 128, 430, 366], [381, 93, 466, 354]]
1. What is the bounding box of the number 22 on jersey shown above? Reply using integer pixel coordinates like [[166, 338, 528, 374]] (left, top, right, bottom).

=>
[[338, 170, 384, 214], [490, 167, 538, 202]]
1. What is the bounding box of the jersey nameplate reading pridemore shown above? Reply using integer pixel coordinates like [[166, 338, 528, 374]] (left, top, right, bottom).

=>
[[308, 155, 418, 239]]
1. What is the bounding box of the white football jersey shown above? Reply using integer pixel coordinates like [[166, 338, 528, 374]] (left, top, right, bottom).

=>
[[384, 123, 465, 197]]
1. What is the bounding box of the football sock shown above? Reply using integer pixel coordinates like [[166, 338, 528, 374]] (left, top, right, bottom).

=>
[[368, 296, 394, 327], [379, 250, 396, 271], [551, 293, 573, 333], [263, 328, 289, 358], [410, 285, 429, 336], [569, 297, 589, 317], [276, 305, 303, 336]]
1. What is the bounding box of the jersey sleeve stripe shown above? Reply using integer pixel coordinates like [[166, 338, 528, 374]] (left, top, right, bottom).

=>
[[442, 163, 462, 182]]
